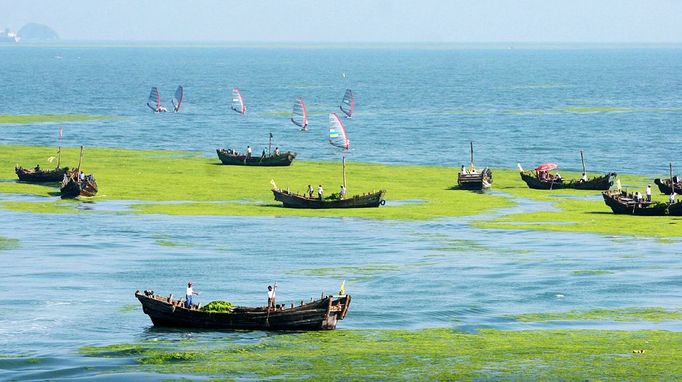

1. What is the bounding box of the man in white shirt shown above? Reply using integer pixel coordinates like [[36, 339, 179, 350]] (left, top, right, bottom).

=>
[[339, 184, 346, 199], [646, 185, 652, 202], [317, 185, 324, 200], [185, 281, 199, 308], [267, 285, 276, 309], [246, 145, 252, 158], [670, 192, 676, 204], [580, 173, 588, 182]]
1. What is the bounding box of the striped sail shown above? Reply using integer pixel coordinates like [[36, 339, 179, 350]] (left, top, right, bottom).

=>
[[291, 96, 308, 129], [329, 113, 349, 150], [339, 88, 354, 118], [231, 87, 246, 114], [146, 87, 161, 112], [172, 85, 184, 112]]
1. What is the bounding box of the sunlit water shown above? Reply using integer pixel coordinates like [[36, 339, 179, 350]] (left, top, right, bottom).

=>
[[1, 45, 682, 380]]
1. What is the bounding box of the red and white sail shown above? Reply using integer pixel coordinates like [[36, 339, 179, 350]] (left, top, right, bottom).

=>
[[291, 96, 308, 130], [339, 89, 354, 118], [172, 85, 184, 112], [231, 87, 246, 114], [329, 113, 349, 150], [147, 87, 162, 112]]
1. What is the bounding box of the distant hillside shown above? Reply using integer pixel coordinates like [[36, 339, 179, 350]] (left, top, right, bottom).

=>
[[18, 23, 59, 41]]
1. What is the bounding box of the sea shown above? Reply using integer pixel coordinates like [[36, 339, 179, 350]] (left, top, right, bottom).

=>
[[1, 44, 681, 380]]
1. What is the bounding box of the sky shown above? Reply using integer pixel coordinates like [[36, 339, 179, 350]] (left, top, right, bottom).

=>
[[1, 0, 682, 43]]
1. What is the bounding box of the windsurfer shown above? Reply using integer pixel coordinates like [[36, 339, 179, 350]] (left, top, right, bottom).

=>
[[158, 106, 167, 112]]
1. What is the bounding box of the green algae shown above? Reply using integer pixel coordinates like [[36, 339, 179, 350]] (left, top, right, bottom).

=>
[[80, 328, 682, 380], [0, 114, 113, 124], [295, 264, 401, 282], [118, 304, 139, 314], [512, 307, 682, 323], [572, 270, 614, 276], [562, 106, 631, 113], [0, 236, 19, 250]]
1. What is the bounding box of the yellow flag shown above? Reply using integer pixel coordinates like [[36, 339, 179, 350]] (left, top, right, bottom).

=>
[[270, 179, 278, 190], [339, 280, 346, 296], [616, 179, 622, 191], [47, 156, 55, 163]]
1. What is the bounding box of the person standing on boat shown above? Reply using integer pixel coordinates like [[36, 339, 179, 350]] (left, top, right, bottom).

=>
[[185, 281, 199, 309], [670, 192, 677, 204], [274, 147, 280, 156], [646, 185, 652, 202], [580, 173, 588, 182], [307, 184, 314, 198], [339, 184, 346, 199], [267, 285, 276, 310], [246, 145, 252, 159], [460, 165, 467, 175], [317, 185, 324, 200]]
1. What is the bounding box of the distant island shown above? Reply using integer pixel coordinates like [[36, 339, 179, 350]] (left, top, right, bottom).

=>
[[0, 23, 59, 43]]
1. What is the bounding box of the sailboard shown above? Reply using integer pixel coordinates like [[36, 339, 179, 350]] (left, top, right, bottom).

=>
[[172, 85, 184, 112], [147, 87, 166, 112], [291, 96, 308, 130], [339, 89, 354, 118], [231, 87, 246, 114], [329, 113, 349, 150]]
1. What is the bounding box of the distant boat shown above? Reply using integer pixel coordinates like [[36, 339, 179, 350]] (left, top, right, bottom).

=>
[[339, 89, 354, 118], [146, 87, 167, 113], [231, 87, 246, 114], [15, 128, 70, 183], [291, 96, 308, 130], [171, 85, 184, 112], [519, 152, 616, 190], [216, 133, 296, 166], [457, 142, 492, 190], [272, 113, 386, 208], [60, 146, 98, 199]]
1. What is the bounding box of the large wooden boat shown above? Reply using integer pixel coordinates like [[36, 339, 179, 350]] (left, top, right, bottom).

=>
[[456, 142, 492, 190], [15, 165, 69, 183], [654, 177, 680, 195], [216, 148, 296, 166], [59, 146, 98, 199], [520, 171, 616, 190], [272, 188, 386, 209], [135, 290, 351, 331], [601, 190, 681, 216]]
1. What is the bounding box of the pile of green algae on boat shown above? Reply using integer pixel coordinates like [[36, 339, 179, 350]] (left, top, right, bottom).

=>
[[0, 145, 680, 237]]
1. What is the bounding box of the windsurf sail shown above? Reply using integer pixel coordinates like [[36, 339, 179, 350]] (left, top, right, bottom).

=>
[[172, 85, 184, 112], [147, 87, 161, 112], [291, 96, 308, 129], [339, 89, 354, 118], [231, 87, 246, 114], [329, 113, 349, 150]]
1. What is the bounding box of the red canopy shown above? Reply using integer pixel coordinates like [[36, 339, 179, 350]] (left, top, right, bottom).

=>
[[535, 163, 558, 172]]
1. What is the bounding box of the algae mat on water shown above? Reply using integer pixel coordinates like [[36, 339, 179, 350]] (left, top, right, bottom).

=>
[[81, 328, 682, 380], [0, 145, 510, 219], [0, 114, 113, 124]]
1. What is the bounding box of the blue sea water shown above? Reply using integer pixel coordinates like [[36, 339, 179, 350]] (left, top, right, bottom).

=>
[[1, 45, 682, 380]]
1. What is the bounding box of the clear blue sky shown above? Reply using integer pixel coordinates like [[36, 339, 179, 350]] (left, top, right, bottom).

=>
[[1, 0, 681, 43]]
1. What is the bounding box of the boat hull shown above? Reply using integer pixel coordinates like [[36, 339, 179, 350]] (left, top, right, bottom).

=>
[[457, 168, 493, 190], [601, 191, 681, 216], [216, 149, 296, 166], [273, 189, 386, 209], [60, 174, 98, 199], [520, 172, 615, 190], [135, 291, 351, 331], [15, 166, 69, 183], [654, 178, 681, 195]]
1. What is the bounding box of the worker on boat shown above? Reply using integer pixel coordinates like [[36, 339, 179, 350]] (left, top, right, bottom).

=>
[[580, 173, 588, 182], [317, 185, 324, 200], [34, 164, 41, 172], [274, 147, 280, 156], [307, 184, 314, 198], [460, 165, 467, 175], [339, 184, 346, 199], [646, 185, 652, 202], [670, 192, 677, 204], [185, 281, 199, 309], [246, 145, 252, 159], [267, 285, 276, 310]]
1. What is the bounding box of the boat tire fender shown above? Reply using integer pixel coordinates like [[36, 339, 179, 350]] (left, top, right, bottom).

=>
[[380, 200, 386, 206]]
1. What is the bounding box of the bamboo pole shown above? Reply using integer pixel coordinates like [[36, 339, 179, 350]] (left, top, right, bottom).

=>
[[469, 141, 475, 171], [580, 150, 586, 175], [76, 145, 84, 173], [342, 154, 347, 190]]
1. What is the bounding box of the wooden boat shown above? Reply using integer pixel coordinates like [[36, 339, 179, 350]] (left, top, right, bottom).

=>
[[15, 165, 69, 183], [520, 171, 615, 190], [273, 188, 386, 209], [135, 290, 351, 331], [601, 190, 678, 216], [457, 142, 492, 190], [216, 148, 296, 166], [654, 177, 680, 195], [59, 146, 98, 199]]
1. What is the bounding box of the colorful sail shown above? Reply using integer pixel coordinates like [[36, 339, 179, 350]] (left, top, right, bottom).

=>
[[231, 87, 246, 114], [339, 89, 354, 118], [146, 87, 161, 112], [172, 85, 184, 112], [329, 113, 349, 150], [291, 96, 308, 129]]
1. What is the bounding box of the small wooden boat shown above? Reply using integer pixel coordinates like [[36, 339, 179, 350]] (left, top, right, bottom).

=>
[[601, 190, 676, 216], [654, 177, 680, 195], [59, 146, 98, 199], [15, 165, 69, 183], [273, 188, 386, 209], [135, 290, 351, 330], [216, 148, 296, 166], [457, 142, 492, 190], [520, 171, 615, 190]]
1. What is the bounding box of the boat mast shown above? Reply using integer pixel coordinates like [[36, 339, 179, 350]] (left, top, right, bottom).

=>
[[580, 150, 586, 175], [76, 145, 84, 173], [57, 146, 61, 168], [670, 162, 675, 194], [469, 141, 475, 171], [342, 154, 347, 190], [268, 132, 272, 156]]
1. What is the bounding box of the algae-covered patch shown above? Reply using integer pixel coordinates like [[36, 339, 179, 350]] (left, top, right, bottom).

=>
[[118, 304, 139, 314], [512, 307, 682, 323], [572, 270, 614, 276], [80, 328, 682, 380], [0, 236, 19, 250], [0, 114, 114, 124], [294, 264, 401, 282]]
